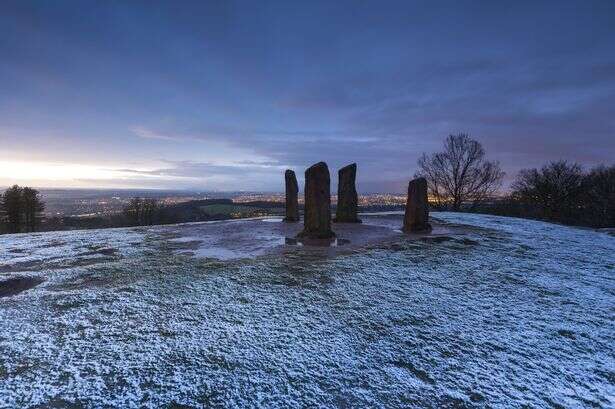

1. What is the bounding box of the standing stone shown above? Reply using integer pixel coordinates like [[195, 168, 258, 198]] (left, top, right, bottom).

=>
[[334, 163, 361, 223], [403, 177, 432, 233], [283, 169, 299, 222], [297, 162, 335, 239]]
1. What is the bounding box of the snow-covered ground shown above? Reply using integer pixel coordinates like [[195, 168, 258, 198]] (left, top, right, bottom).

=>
[[0, 213, 613, 408]]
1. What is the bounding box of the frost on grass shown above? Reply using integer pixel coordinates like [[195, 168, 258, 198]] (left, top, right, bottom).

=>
[[0, 213, 614, 408]]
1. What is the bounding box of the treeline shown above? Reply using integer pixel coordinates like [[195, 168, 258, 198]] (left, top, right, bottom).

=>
[[122, 198, 241, 226], [415, 133, 614, 228], [0, 196, 285, 234], [123, 197, 161, 226], [45, 198, 207, 231], [473, 161, 615, 228], [0, 185, 46, 234]]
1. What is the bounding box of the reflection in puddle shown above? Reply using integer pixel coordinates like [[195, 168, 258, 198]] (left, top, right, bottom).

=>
[[285, 237, 350, 247], [262, 218, 283, 223], [284, 237, 304, 246], [180, 247, 241, 260]]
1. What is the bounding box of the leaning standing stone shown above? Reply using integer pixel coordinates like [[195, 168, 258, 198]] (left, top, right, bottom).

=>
[[283, 169, 299, 222], [298, 162, 335, 239], [334, 163, 361, 223], [403, 177, 432, 232]]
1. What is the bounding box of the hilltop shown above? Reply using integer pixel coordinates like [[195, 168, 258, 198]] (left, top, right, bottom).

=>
[[1, 212, 613, 407]]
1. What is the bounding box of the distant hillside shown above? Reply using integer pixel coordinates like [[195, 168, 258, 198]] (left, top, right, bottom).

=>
[[50, 199, 285, 231], [164, 199, 284, 222]]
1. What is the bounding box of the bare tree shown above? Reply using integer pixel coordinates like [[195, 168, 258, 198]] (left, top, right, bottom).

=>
[[511, 160, 584, 223], [141, 198, 159, 225], [124, 197, 159, 226], [582, 164, 615, 227], [416, 133, 504, 211], [124, 197, 143, 226]]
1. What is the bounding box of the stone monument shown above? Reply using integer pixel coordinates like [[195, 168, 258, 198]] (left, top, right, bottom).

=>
[[334, 163, 361, 223], [403, 177, 432, 233], [283, 169, 299, 222], [297, 162, 335, 239]]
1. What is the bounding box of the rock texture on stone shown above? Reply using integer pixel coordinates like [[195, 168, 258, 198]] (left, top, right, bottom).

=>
[[297, 162, 335, 239], [334, 163, 361, 223], [403, 177, 432, 233], [283, 169, 299, 222]]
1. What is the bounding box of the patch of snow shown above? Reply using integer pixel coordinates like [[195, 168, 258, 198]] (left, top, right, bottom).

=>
[[0, 212, 613, 408]]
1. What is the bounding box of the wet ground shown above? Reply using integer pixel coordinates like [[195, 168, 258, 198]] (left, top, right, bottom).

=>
[[0, 212, 614, 408]]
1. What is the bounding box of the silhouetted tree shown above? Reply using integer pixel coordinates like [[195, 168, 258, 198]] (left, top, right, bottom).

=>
[[581, 164, 615, 227], [22, 187, 45, 232], [511, 160, 584, 223], [141, 198, 159, 225], [0, 185, 46, 233], [123, 197, 159, 226], [1, 185, 24, 233], [416, 133, 504, 210], [472, 162, 615, 228], [124, 197, 143, 226]]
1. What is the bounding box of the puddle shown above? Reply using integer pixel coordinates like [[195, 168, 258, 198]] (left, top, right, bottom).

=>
[[189, 247, 241, 260], [293, 237, 351, 247]]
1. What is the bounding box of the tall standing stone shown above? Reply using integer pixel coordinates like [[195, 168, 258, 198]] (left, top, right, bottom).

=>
[[283, 169, 299, 222], [298, 162, 335, 239], [335, 163, 361, 223], [403, 177, 432, 233]]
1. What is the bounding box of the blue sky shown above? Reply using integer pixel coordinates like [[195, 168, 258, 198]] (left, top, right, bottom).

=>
[[1, 0, 614, 192]]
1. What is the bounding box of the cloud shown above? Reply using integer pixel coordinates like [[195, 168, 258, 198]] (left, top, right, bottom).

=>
[[130, 126, 183, 141], [126, 54, 615, 191], [3, 1, 614, 192], [109, 160, 292, 191]]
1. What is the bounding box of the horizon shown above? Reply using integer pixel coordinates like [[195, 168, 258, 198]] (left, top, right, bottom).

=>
[[0, 186, 413, 196], [2, 1, 614, 191]]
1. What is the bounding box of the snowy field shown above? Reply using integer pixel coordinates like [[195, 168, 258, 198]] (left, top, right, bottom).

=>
[[0, 212, 614, 408]]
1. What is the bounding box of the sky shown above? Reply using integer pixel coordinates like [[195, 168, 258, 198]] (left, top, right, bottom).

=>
[[1, 0, 614, 192]]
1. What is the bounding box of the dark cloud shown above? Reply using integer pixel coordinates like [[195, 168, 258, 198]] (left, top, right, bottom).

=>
[[1, 0, 614, 191]]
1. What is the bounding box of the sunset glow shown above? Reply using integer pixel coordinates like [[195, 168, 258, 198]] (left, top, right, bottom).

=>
[[0, 160, 163, 187]]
